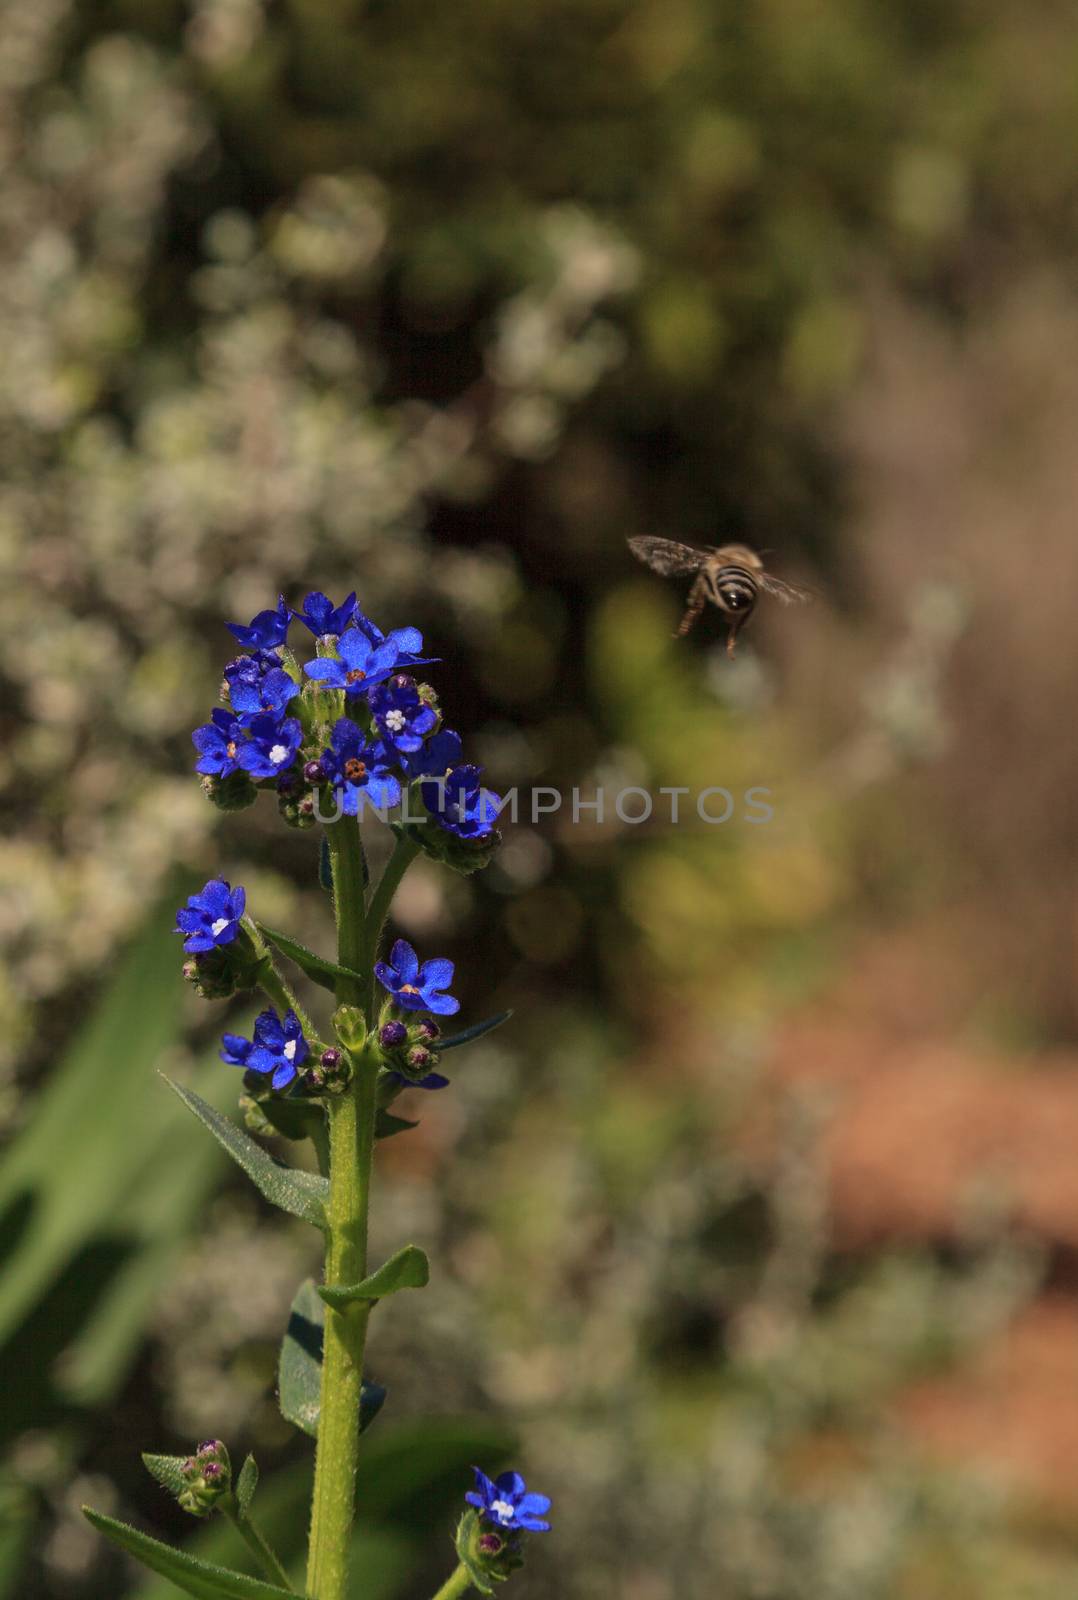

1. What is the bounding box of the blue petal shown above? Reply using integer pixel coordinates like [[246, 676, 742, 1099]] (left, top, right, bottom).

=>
[[389, 941, 418, 983], [304, 658, 346, 685], [418, 957, 454, 991], [424, 991, 460, 1016], [494, 1472, 527, 1498], [374, 960, 399, 991]]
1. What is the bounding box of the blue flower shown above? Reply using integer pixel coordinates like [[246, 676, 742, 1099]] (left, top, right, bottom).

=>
[[294, 591, 358, 639], [466, 1469, 551, 1534], [321, 718, 402, 814], [236, 714, 304, 780], [375, 939, 460, 1015], [354, 612, 433, 670], [399, 727, 462, 782], [369, 675, 438, 755], [225, 658, 299, 722], [226, 596, 291, 651], [174, 879, 246, 954], [193, 709, 248, 777], [421, 763, 500, 839], [303, 626, 403, 698], [220, 1008, 309, 1090]]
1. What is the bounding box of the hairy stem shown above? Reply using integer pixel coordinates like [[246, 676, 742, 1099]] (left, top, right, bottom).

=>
[[305, 815, 378, 1600], [243, 918, 319, 1041], [360, 832, 420, 1018], [222, 1501, 294, 1591], [429, 1565, 474, 1600]]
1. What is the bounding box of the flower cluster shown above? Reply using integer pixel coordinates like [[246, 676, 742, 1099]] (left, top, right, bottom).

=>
[[191, 591, 501, 855]]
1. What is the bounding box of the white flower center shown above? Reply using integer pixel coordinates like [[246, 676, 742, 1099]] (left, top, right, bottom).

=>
[[490, 1499, 515, 1524], [211, 917, 230, 936], [283, 1040, 297, 1061], [384, 709, 406, 731], [269, 743, 288, 764]]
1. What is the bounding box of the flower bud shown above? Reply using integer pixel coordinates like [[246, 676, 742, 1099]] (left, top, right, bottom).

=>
[[278, 787, 317, 830], [304, 759, 325, 783], [414, 1019, 441, 1042], [316, 1046, 351, 1094], [332, 1005, 367, 1052], [455, 1508, 524, 1589], [406, 1045, 433, 1073], [201, 770, 258, 812], [177, 1440, 231, 1518], [379, 1021, 408, 1050]]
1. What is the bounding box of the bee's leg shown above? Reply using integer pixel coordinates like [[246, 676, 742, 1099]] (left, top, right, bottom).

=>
[[725, 613, 747, 658], [676, 576, 707, 637]]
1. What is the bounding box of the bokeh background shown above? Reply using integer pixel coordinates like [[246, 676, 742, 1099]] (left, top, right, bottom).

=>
[[4, 1, 1078, 1596]]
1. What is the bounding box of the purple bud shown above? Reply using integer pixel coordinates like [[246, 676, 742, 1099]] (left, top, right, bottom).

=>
[[299, 795, 315, 816], [202, 1463, 222, 1481], [304, 1068, 327, 1092], [477, 1533, 504, 1555], [320, 1047, 342, 1071], [415, 1019, 441, 1042], [379, 1021, 408, 1049], [407, 1045, 433, 1071], [197, 1440, 223, 1458], [182, 1457, 197, 1476], [304, 759, 325, 783]]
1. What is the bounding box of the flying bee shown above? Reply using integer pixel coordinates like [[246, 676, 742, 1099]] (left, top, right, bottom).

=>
[[627, 537, 811, 657]]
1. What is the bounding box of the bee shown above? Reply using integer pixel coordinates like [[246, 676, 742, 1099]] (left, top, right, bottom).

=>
[[627, 537, 811, 657]]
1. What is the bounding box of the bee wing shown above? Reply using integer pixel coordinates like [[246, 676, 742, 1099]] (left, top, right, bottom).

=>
[[759, 572, 813, 606], [627, 536, 708, 577]]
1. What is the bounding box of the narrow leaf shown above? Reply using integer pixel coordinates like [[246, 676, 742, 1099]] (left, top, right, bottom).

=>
[[437, 1010, 513, 1053], [235, 1456, 258, 1517], [82, 1509, 294, 1600], [319, 836, 333, 893], [256, 924, 364, 995], [375, 1110, 418, 1140], [278, 1280, 386, 1439], [162, 1077, 328, 1229], [142, 1453, 190, 1499], [317, 1245, 429, 1308]]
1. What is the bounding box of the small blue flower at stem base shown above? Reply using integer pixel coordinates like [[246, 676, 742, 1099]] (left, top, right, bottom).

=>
[[321, 718, 401, 813], [174, 879, 246, 954], [294, 591, 357, 639], [466, 1469, 551, 1533], [375, 939, 460, 1015], [369, 675, 438, 755], [302, 627, 402, 698], [221, 1008, 309, 1089], [236, 714, 304, 780], [192, 709, 248, 777], [225, 596, 291, 651]]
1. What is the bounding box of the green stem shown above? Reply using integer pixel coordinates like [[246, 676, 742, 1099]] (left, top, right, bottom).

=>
[[305, 815, 378, 1600], [429, 1565, 474, 1600], [243, 919, 319, 1041], [360, 833, 420, 1018], [223, 1501, 294, 1591]]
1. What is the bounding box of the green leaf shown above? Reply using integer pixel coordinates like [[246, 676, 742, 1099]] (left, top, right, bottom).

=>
[[142, 1453, 190, 1500], [82, 1510, 295, 1600], [374, 1110, 418, 1140], [235, 1456, 258, 1517], [256, 924, 364, 995], [278, 1279, 386, 1439], [163, 1077, 328, 1229], [437, 1010, 513, 1053], [317, 1245, 429, 1308]]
